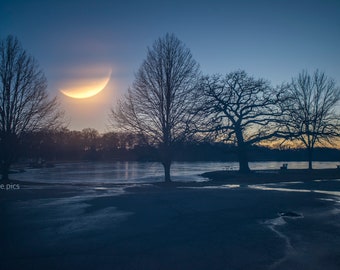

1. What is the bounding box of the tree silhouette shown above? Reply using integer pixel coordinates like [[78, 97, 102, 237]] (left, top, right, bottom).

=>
[[280, 70, 340, 169], [81, 128, 99, 160], [0, 35, 63, 180], [198, 70, 284, 172], [111, 33, 200, 182]]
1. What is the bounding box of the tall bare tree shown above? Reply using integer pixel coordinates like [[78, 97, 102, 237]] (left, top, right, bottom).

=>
[[198, 70, 285, 172], [111, 33, 200, 182], [0, 35, 63, 180], [280, 70, 340, 169]]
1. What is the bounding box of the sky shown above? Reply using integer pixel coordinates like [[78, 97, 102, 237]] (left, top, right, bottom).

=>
[[1, 0, 340, 132]]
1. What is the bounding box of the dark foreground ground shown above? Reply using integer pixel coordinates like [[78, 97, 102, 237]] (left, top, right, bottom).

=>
[[1, 170, 340, 270]]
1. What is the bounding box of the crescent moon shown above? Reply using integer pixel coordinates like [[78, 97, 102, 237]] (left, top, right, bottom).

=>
[[60, 69, 112, 99]]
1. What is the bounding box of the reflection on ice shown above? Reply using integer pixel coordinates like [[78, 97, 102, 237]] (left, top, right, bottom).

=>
[[312, 190, 340, 196], [319, 197, 340, 204], [278, 211, 303, 218], [14, 161, 340, 185], [57, 207, 132, 235], [249, 185, 310, 193], [248, 185, 340, 197], [263, 216, 286, 226], [264, 181, 304, 186], [180, 184, 240, 190], [10, 190, 133, 239], [221, 184, 240, 189], [314, 179, 340, 182], [263, 214, 298, 269], [263, 211, 303, 227]]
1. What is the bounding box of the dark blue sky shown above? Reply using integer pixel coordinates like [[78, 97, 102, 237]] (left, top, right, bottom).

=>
[[1, 0, 340, 131]]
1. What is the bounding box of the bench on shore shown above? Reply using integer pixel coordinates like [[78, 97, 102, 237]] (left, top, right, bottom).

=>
[[280, 163, 288, 170]]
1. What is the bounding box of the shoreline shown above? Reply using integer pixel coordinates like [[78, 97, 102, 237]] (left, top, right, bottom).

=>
[[201, 168, 340, 184]]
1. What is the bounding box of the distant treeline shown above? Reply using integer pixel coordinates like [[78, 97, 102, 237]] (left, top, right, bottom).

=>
[[18, 128, 340, 163]]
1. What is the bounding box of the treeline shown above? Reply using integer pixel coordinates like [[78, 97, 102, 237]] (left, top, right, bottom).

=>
[[18, 128, 340, 164]]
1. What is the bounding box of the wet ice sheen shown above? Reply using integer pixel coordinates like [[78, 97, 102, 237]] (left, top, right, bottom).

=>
[[248, 184, 340, 197], [10, 190, 133, 239], [14, 161, 340, 184]]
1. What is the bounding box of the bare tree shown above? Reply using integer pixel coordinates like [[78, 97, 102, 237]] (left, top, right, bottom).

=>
[[198, 70, 285, 172], [0, 35, 63, 180], [280, 70, 340, 170], [111, 33, 200, 182], [81, 128, 100, 160]]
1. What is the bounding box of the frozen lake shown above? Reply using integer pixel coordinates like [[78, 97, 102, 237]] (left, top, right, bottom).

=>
[[14, 161, 340, 184], [5, 161, 340, 270]]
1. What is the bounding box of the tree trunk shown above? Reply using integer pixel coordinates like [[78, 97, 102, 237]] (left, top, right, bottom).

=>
[[162, 161, 172, 182], [307, 147, 313, 170], [1, 158, 11, 181], [236, 128, 250, 173], [238, 146, 250, 173], [1, 133, 18, 181], [1, 164, 10, 181], [160, 141, 172, 182]]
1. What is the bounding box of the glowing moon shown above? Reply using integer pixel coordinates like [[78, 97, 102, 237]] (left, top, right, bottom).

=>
[[60, 69, 112, 99]]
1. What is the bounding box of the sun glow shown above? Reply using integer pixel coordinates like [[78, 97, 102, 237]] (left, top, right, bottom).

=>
[[60, 67, 112, 99]]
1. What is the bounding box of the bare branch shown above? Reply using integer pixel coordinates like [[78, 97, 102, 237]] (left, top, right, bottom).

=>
[[110, 33, 200, 181], [279, 70, 340, 169], [197, 70, 286, 172], [0, 35, 64, 180]]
